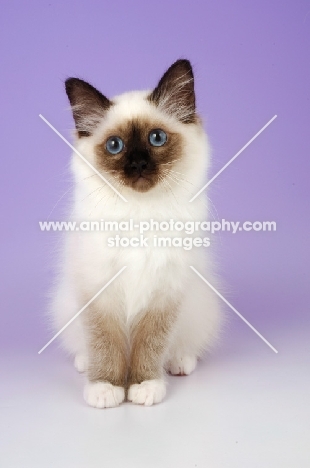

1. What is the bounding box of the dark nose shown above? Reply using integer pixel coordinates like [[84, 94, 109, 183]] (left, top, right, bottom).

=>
[[130, 160, 148, 173]]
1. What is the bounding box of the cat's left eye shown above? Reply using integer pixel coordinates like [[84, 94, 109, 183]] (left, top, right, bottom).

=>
[[149, 129, 167, 147], [106, 136, 124, 155]]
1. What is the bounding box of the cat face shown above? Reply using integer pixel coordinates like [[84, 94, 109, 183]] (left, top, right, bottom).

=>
[[94, 117, 184, 192], [65, 60, 200, 193]]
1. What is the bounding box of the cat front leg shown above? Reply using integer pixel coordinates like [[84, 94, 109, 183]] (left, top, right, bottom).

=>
[[74, 353, 88, 373], [83, 306, 128, 409], [127, 303, 178, 406]]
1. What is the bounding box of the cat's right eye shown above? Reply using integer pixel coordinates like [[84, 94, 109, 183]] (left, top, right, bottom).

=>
[[106, 136, 124, 155]]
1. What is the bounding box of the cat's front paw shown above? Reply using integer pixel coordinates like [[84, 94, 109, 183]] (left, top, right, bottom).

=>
[[166, 355, 197, 376], [84, 382, 125, 409], [128, 379, 166, 406]]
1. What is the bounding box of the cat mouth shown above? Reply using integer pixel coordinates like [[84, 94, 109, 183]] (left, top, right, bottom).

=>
[[131, 174, 153, 192]]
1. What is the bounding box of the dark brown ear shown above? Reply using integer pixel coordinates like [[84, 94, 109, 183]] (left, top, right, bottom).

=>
[[148, 59, 196, 124], [65, 78, 112, 137]]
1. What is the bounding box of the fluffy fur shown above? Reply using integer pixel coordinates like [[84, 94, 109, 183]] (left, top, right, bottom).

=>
[[51, 60, 222, 408]]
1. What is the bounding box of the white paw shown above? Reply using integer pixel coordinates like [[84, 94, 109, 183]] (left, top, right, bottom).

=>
[[84, 382, 125, 409], [166, 355, 197, 376], [74, 354, 88, 373], [128, 379, 166, 406]]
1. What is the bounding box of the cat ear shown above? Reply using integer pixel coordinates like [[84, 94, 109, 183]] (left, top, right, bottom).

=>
[[65, 78, 112, 137], [149, 59, 196, 124]]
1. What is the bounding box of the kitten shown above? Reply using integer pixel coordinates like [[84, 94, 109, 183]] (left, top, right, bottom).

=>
[[52, 59, 221, 408]]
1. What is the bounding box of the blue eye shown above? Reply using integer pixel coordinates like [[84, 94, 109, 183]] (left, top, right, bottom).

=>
[[149, 129, 167, 147], [106, 136, 124, 154]]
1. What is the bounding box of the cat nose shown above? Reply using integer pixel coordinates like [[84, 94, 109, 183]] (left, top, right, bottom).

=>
[[130, 160, 148, 173]]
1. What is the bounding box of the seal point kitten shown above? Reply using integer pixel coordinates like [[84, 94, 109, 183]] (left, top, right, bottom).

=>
[[52, 59, 221, 408]]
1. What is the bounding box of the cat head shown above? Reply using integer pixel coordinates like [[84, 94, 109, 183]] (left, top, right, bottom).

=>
[[65, 60, 207, 195]]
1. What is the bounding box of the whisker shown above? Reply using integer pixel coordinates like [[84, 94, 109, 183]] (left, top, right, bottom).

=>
[[161, 175, 180, 206], [162, 170, 191, 192], [161, 159, 181, 166], [80, 185, 105, 202], [46, 173, 98, 221], [167, 170, 194, 185]]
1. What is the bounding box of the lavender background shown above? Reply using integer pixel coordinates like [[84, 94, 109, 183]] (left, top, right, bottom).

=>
[[1, 0, 309, 354]]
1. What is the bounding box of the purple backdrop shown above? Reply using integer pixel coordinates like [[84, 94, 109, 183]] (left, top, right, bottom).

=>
[[1, 0, 309, 353]]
